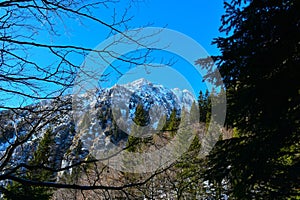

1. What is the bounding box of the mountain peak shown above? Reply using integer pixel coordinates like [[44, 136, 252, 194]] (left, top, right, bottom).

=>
[[129, 78, 151, 86]]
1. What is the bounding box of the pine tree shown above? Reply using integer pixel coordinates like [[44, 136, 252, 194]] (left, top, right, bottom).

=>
[[133, 104, 150, 127], [4, 129, 55, 200], [197, 0, 300, 198], [126, 104, 151, 152], [204, 90, 212, 125], [198, 90, 210, 123], [174, 109, 206, 199], [189, 101, 199, 124], [166, 108, 180, 137]]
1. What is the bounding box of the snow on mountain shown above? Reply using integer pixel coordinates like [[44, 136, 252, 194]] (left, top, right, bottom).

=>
[[0, 78, 197, 175], [113, 78, 195, 111]]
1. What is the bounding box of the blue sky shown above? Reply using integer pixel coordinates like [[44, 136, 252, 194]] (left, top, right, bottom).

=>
[[118, 1, 224, 95], [72, 0, 225, 97], [131, 0, 224, 55], [4, 1, 225, 108], [61, 0, 224, 54]]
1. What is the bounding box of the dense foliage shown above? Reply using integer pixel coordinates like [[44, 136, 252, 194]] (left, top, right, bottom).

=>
[[197, 0, 300, 199]]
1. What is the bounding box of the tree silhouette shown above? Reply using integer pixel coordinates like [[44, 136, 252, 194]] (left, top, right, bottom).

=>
[[197, 0, 300, 198]]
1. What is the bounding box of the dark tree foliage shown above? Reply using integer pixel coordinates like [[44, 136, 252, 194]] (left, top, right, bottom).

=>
[[166, 108, 180, 136], [198, 90, 211, 124], [127, 104, 151, 152], [133, 104, 150, 127], [196, 0, 300, 199], [4, 129, 55, 200], [156, 108, 180, 134]]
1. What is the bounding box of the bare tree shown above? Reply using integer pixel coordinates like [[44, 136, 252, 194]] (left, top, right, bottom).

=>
[[0, 0, 167, 199]]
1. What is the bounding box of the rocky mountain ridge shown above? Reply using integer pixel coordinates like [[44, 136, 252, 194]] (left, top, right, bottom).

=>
[[0, 78, 196, 176]]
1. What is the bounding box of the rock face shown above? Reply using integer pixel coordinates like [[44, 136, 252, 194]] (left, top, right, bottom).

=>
[[0, 78, 196, 175]]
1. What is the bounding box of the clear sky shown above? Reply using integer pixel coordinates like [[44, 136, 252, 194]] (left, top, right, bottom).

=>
[[115, 0, 224, 96], [72, 0, 225, 97], [131, 0, 224, 55], [61, 1, 225, 54], [4, 1, 225, 108]]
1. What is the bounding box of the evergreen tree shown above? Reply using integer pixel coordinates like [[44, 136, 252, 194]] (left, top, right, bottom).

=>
[[190, 101, 199, 124], [198, 91, 205, 122], [198, 89, 211, 123], [204, 90, 212, 125], [174, 109, 208, 199], [127, 104, 151, 152], [174, 109, 191, 155], [197, 0, 300, 198], [166, 108, 180, 137], [133, 104, 150, 127], [4, 129, 55, 200]]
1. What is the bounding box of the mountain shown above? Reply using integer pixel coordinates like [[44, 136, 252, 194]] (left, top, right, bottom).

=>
[[73, 78, 196, 155], [0, 78, 197, 177]]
